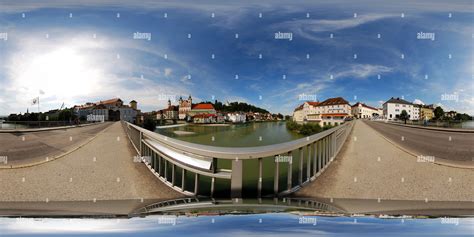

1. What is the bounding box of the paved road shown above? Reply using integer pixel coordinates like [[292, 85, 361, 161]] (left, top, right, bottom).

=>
[[0, 122, 183, 202], [0, 123, 112, 166], [296, 120, 474, 201], [364, 120, 474, 163]]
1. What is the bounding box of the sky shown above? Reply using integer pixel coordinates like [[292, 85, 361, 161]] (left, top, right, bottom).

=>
[[0, 0, 473, 115], [0, 214, 473, 237]]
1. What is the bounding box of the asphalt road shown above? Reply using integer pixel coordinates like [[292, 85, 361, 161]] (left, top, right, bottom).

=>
[[364, 120, 474, 162], [0, 122, 112, 166]]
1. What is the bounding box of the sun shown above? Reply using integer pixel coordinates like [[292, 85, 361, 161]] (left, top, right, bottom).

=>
[[13, 46, 102, 100]]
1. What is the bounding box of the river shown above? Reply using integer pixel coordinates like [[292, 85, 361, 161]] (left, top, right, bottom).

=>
[[155, 121, 303, 147]]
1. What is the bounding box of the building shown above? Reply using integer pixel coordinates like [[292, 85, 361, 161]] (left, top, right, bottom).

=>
[[188, 103, 217, 118], [445, 110, 457, 118], [351, 102, 381, 119], [74, 98, 139, 123], [420, 105, 434, 121], [412, 104, 421, 120], [157, 100, 179, 120], [383, 97, 415, 120], [193, 113, 217, 124], [292, 97, 351, 126], [178, 96, 193, 120], [227, 112, 246, 123]]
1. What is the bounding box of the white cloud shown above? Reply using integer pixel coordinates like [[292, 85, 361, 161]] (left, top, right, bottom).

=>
[[333, 64, 392, 79], [164, 68, 172, 77], [413, 99, 425, 105]]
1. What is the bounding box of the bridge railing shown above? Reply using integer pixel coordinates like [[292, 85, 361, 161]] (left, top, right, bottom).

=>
[[122, 120, 354, 198]]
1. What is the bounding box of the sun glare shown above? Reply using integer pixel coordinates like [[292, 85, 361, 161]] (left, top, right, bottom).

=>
[[14, 47, 101, 100]]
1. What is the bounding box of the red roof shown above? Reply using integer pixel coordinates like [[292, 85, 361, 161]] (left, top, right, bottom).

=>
[[352, 102, 378, 110], [192, 103, 215, 110], [307, 101, 320, 106], [319, 97, 349, 106], [98, 98, 122, 105]]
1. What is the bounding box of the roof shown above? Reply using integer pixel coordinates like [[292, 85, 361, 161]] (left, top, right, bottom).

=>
[[294, 104, 304, 112], [99, 98, 122, 105], [192, 103, 215, 110], [319, 97, 349, 106], [384, 97, 412, 105], [163, 105, 178, 112], [352, 102, 378, 111], [307, 101, 320, 106]]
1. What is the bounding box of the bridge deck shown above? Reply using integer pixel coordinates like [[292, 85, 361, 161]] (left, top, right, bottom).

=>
[[0, 122, 183, 202], [295, 120, 474, 201]]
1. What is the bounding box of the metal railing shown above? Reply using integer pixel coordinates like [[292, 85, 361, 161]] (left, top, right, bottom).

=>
[[134, 197, 344, 214], [122, 120, 354, 198]]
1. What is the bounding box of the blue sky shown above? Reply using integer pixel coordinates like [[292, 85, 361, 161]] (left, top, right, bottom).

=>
[[0, 0, 473, 115], [1, 214, 473, 237]]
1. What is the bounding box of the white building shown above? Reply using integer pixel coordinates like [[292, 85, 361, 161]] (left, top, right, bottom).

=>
[[351, 102, 381, 119], [227, 112, 246, 123], [383, 97, 415, 120], [293, 97, 351, 126], [412, 104, 421, 120]]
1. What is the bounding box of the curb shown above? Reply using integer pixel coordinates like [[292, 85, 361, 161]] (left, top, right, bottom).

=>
[[374, 120, 474, 133], [364, 121, 474, 169], [0, 123, 114, 169]]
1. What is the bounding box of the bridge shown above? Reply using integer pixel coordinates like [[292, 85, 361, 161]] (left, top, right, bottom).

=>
[[122, 120, 353, 198], [0, 119, 472, 204]]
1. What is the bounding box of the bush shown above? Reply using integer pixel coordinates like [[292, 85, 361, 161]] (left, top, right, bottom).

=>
[[143, 118, 157, 131]]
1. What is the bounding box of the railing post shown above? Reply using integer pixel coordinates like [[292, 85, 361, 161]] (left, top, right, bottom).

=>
[[318, 140, 322, 173], [258, 158, 262, 198], [274, 156, 279, 195], [194, 173, 199, 195], [307, 144, 311, 181], [211, 177, 215, 197], [164, 160, 168, 181], [313, 142, 317, 177], [299, 147, 303, 185], [139, 131, 142, 156], [287, 151, 293, 191], [172, 164, 175, 186], [181, 169, 186, 191], [231, 159, 243, 198]]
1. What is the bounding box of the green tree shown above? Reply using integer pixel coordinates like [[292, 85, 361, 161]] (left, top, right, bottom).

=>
[[143, 117, 157, 131], [399, 110, 409, 124], [433, 106, 444, 120]]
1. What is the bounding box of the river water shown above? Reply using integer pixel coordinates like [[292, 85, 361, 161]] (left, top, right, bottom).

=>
[[155, 121, 303, 147]]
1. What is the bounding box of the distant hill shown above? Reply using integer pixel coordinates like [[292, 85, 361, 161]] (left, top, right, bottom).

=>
[[198, 100, 269, 113]]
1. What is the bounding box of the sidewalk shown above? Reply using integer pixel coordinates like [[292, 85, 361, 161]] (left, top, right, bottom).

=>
[[295, 120, 474, 201], [0, 122, 183, 202]]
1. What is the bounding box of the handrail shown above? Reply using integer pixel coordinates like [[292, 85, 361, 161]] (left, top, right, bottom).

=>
[[127, 121, 350, 159]]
